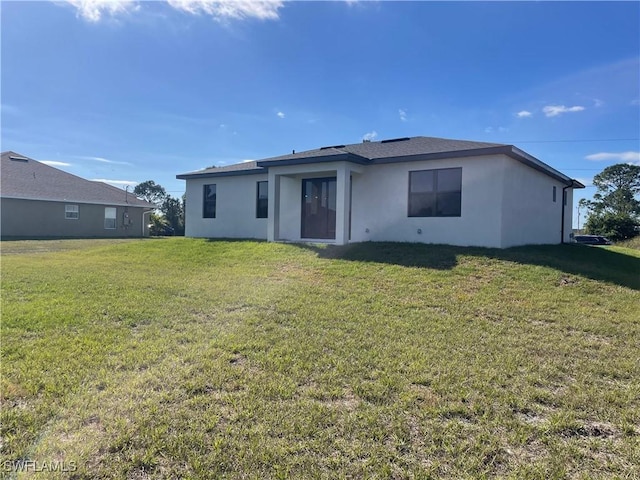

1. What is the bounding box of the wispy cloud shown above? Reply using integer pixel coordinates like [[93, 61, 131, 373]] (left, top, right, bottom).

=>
[[60, 0, 283, 22], [484, 126, 508, 134], [593, 98, 604, 108], [167, 0, 283, 20], [41, 160, 73, 167], [1, 103, 21, 116], [398, 109, 407, 122], [76, 155, 133, 166], [585, 151, 640, 165], [91, 178, 139, 186], [631, 99, 640, 106], [362, 131, 377, 142], [276, 111, 285, 119], [63, 0, 139, 22], [542, 104, 585, 117], [516, 110, 532, 118]]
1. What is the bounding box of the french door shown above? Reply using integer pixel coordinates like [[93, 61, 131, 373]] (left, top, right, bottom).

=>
[[301, 177, 336, 239]]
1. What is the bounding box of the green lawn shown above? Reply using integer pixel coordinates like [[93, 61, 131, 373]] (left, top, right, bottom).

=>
[[1, 238, 639, 479]]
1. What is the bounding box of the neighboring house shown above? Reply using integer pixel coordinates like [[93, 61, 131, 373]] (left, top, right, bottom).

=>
[[1, 151, 155, 239], [177, 136, 584, 248]]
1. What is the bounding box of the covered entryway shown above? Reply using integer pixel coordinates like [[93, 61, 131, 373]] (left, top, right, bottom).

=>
[[266, 161, 362, 245], [301, 177, 336, 239]]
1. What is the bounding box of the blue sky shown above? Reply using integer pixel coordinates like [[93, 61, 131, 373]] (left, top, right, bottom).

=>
[[2, 1, 639, 227]]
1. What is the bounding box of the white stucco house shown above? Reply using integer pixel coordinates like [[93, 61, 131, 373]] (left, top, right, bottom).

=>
[[177, 136, 584, 248]]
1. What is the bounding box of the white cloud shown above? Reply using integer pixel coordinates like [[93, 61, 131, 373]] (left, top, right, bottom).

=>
[[585, 151, 640, 165], [593, 98, 604, 108], [542, 104, 585, 117], [41, 160, 72, 167], [276, 111, 285, 119], [77, 155, 133, 165], [63, 0, 139, 22], [398, 109, 407, 122], [60, 0, 283, 22], [362, 131, 377, 142], [167, 0, 283, 20], [91, 179, 139, 186], [516, 110, 532, 118]]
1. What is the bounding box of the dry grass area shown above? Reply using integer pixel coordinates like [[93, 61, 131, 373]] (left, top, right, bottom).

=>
[[1, 238, 639, 479]]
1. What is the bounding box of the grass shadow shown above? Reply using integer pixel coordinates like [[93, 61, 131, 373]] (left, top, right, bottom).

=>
[[293, 242, 640, 290]]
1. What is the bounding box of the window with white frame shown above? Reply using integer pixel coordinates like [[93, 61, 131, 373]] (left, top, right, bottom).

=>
[[65, 205, 79, 219], [104, 207, 117, 229]]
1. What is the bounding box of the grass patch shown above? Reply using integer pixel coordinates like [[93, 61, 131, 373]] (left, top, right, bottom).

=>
[[615, 236, 640, 251], [2, 239, 639, 478]]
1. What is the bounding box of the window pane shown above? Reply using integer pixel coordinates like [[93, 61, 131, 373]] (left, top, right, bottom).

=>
[[410, 170, 435, 193], [437, 168, 462, 191], [437, 192, 462, 216], [409, 192, 436, 217], [256, 181, 268, 218], [203, 184, 216, 218]]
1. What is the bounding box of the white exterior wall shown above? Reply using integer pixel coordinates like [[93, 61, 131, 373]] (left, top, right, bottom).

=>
[[500, 159, 568, 247], [184, 173, 268, 239], [350, 155, 505, 248], [183, 154, 576, 248]]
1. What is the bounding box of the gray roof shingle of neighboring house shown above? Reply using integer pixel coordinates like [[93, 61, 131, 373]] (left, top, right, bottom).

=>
[[1, 151, 155, 208], [176, 136, 581, 186]]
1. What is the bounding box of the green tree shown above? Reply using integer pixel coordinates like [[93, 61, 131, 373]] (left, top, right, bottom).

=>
[[134, 180, 168, 206], [161, 196, 185, 236], [582, 164, 640, 240]]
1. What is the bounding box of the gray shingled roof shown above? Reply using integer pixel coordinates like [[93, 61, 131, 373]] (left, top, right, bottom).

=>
[[261, 136, 504, 163], [1, 151, 155, 208], [175, 135, 581, 186], [176, 160, 265, 179]]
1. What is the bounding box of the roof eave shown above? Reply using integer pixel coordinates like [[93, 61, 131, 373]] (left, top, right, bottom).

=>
[[506, 146, 577, 185], [176, 168, 266, 180], [0, 195, 155, 208], [256, 152, 370, 168]]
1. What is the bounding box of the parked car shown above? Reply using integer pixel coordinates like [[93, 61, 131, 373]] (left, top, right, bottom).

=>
[[574, 235, 612, 245]]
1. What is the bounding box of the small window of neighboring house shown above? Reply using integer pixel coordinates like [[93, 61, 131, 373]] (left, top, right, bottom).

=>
[[563, 190, 567, 206], [408, 168, 462, 217], [553, 186, 557, 202], [104, 207, 117, 229], [65, 205, 79, 220], [256, 181, 268, 218], [203, 184, 216, 218]]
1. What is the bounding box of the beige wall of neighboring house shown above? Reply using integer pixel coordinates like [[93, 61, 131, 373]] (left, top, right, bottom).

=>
[[1, 198, 150, 238]]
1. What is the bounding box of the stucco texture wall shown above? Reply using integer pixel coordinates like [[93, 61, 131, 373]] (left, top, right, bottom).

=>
[[184, 173, 269, 239], [350, 155, 505, 247]]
